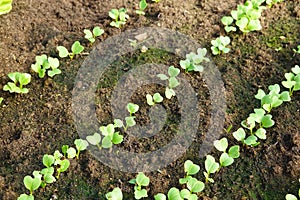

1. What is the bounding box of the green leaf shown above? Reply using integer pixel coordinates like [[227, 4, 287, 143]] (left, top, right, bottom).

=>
[[186, 178, 205, 193], [134, 189, 148, 199], [167, 188, 183, 200], [153, 93, 163, 103], [165, 87, 176, 99], [168, 66, 180, 77], [169, 77, 180, 89], [106, 187, 123, 200], [292, 65, 300, 74], [154, 193, 166, 200], [57, 46, 69, 58], [42, 154, 55, 168], [244, 135, 258, 146], [114, 119, 124, 128], [17, 194, 34, 200], [179, 189, 190, 199], [112, 132, 123, 144], [220, 152, 234, 167], [127, 103, 139, 114], [102, 136, 113, 148], [93, 26, 104, 37], [71, 41, 84, 55], [221, 16, 234, 25], [228, 145, 240, 158], [157, 74, 168, 80], [233, 128, 246, 141], [184, 160, 200, 176], [47, 68, 61, 77], [48, 57, 59, 69], [84, 29, 93, 40], [225, 26, 237, 32], [57, 159, 70, 173], [66, 147, 76, 158], [255, 128, 266, 140], [86, 133, 101, 145], [285, 194, 297, 200], [261, 114, 275, 128], [74, 139, 89, 151], [146, 94, 154, 106], [109, 9, 119, 20], [205, 155, 219, 174], [280, 91, 291, 101], [125, 116, 136, 127], [0, 0, 13, 15], [23, 175, 41, 193], [255, 89, 266, 99], [213, 137, 228, 152], [136, 172, 150, 187]]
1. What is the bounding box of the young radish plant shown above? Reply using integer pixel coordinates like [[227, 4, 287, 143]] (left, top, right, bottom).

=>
[[179, 48, 210, 72], [157, 66, 180, 99], [129, 172, 150, 199], [282, 65, 300, 96], [211, 36, 231, 55], [146, 93, 163, 106], [84, 26, 104, 44], [31, 54, 61, 78], [109, 8, 129, 28], [3, 72, 31, 94], [57, 41, 85, 60], [136, 0, 147, 15]]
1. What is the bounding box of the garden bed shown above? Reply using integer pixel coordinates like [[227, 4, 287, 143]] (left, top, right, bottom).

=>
[[0, 0, 299, 199]]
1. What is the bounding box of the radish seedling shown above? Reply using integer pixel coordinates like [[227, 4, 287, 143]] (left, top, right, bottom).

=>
[[99, 124, 123, 148], [213, 138, 240, 168], [106, 187, 123, 200], [124, 103, 139, 131], [74, 139, 88, 158], [179, 160, 200, 184], [293, 45, 300, 54], [157, 66, 180, 99], [23, 172, 42, 195], [3, 72, 31, 93], [57, 41, 84, 60], [211, 36, 231, 55], [31, 55, 61, 78], [84, 26, 104, 44], [180, 48, 210, 72], [136, 0, 147, 15], [0, 0, 12, 15], [204, 155, 219, 183], [282, 65, 300, 96], [109, 8, 129, 28], [129, 172, 150, 199], [255, 84, 291, 112], [221, 16, 237, 33], [146, 93, 163, 106]]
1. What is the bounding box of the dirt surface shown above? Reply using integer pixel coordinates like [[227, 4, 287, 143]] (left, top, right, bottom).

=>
[[0, 0, 300, 199]]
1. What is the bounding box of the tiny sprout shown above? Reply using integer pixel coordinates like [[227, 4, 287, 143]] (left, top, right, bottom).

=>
[[106, 187, 123, 200], [0, 97, 3, 105], [84, 26, 104, 44], [293, 45, 300, 54], [3, 72, 31, 94], [204, 155, 219, 183], [211, 36, 231, 55], [180, 48, 210, 72], [129, 172, 150, 199], [282, 65, 300, 96], [40, 167, 56, 187], [136, 0, 147, 15], [109, 8, 129, 28], [146, 93, 163, 106], [31, 55, 61, 78], [42, 154, 55, 168], [99, 124, 123, 148], [56, 159, 70, 179], [74, 139, 88, 159], [221, 16, 237, 33], [127, 103, 139, 116], [57, 41, 84, 60], [157, 66, 180, 99], [86, 132, 102, 148]]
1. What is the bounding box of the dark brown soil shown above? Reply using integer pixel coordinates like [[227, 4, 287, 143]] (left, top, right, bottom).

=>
[[0, 0, 299, 199]]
